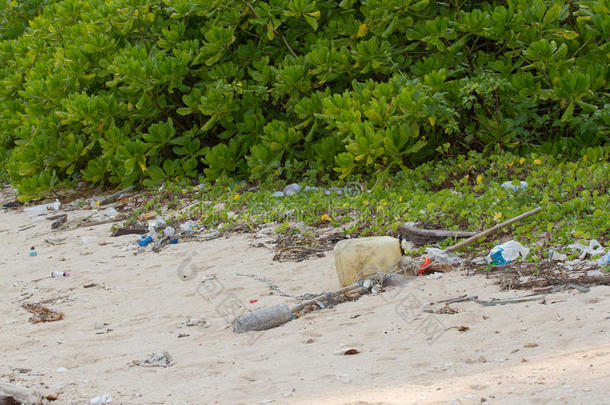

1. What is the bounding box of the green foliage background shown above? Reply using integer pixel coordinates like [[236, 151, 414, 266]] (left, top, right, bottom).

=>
[[0, 0, 608, 199]]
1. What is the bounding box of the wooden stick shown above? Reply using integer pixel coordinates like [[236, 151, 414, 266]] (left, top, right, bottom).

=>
[[445, 207, 542, 252]]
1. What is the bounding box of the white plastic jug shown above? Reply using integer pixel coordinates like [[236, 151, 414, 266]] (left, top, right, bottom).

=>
[[334, 236, 402, 286]]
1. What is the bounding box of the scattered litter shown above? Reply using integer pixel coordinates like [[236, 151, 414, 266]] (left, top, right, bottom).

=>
[[249, 299, 258, 304], [424, 303, 458, 315], [486, 240, 530, 265], [184, 317, 209, 327], [425, 247, 464, 265], [50, 213, 68, 229], [197, 230, 222, 241], [325, 187, 343, 196], [51, 271, 69, 278], [1, 200, 21, 209], [283, 183, 301, 196], [418, 248, 463, 273], [233, 208, 544, 333], [90, 394, 113, 404], [586, 270, 604, 278], [138, 235, 153, 247], [168, 238, 178, 244], [94, 322, 112, 334], [21, 302, 64, 323], [334, 236, 402, 286], [177, 333, 189, 338], [130, 351, 174, 368], [163, 226, 175, 238], [336, 373, 352, 384], [597, 253, 610, 265], [233, 303, 293, 333], [426, 272, 443, 279], [102, 207, 119, 218], [179, 220, 198, 233], [567, 239, 605, 259], [418, 256, 431, 274], [81, 236, 98, 245], [547, 249, 567, 261], [24, 199, 61, 217], [500, 180, 528, 191], [56, 367, 68, 373], [29, 247, 37, 257]]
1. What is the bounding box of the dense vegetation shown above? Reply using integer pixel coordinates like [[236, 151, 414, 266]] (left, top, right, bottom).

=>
[[0, 0, 608, 200]]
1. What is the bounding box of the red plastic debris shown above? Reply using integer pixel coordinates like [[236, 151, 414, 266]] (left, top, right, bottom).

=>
[[249, 299, 258, 304], [417, 257, 431, 274]]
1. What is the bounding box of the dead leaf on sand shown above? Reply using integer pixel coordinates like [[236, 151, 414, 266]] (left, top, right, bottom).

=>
[[21, 302, 64, 323], [523, 342, 538, 348]]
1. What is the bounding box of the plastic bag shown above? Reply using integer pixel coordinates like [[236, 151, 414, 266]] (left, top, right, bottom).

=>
[[486, 240, 530, 265]]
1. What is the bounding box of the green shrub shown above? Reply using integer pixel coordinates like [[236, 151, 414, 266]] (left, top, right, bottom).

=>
[[0, 0, 608, 199]]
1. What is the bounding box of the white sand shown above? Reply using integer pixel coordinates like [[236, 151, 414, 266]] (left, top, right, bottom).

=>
[[1, 206, 609, 404]]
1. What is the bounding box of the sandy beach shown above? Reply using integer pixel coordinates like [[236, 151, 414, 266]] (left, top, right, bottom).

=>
[[1, 204, 609, 405]]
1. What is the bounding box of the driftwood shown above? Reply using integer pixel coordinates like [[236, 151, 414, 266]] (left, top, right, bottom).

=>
[[0, 382, 44, 405], [397, 225, 477, 246], [111, 225, 148, 237]]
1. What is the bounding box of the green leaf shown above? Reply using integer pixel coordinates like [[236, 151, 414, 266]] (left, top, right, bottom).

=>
[[560, 100, 574, 122], [304, 15, 318, 31], [550, 28, 579, 39], [543, 3, 562, 26], [411, 0, 430, 11]]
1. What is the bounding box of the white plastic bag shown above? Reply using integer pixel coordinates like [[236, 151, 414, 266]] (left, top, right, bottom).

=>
[[566, 239, 605, 259], [486, 240, 530, 265]]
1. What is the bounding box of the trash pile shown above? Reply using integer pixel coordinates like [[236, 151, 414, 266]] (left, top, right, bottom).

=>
[[481, 238, 610, 290], [118, 217, 223, 253], [231, 206, 610, 334], [269, 182, 362, 198], [129, 351, 174, 368]]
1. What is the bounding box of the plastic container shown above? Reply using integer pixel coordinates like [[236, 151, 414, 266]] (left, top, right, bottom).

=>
[[333, 236, 402, 286], [51, 271, 70, 277]]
